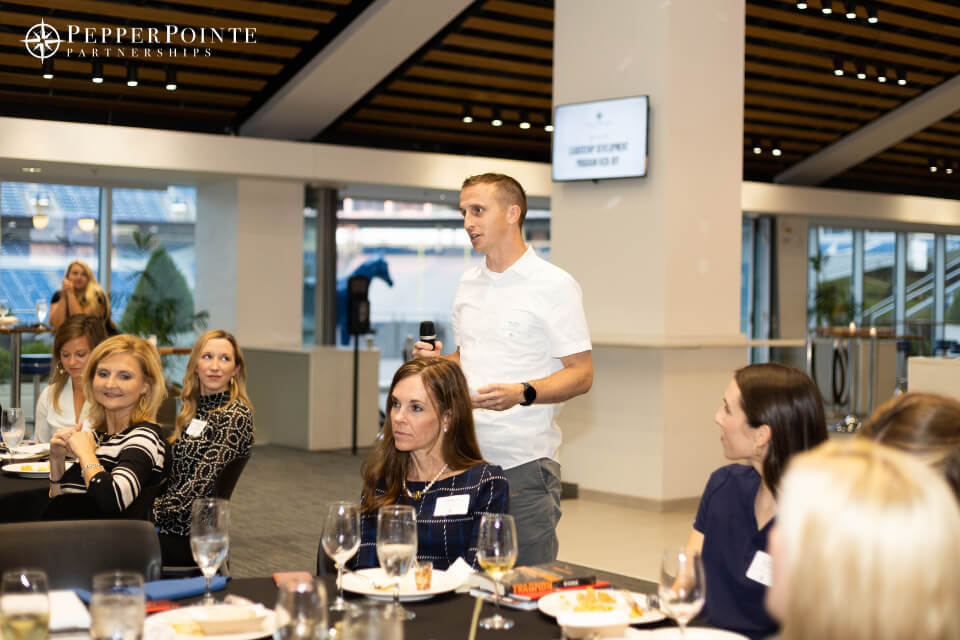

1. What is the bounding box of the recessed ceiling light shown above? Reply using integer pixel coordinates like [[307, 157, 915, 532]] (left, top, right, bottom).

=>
[[21, 167, 42, 174]]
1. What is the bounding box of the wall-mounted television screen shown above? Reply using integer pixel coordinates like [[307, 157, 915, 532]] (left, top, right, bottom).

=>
[[551, 95, 649, 182]]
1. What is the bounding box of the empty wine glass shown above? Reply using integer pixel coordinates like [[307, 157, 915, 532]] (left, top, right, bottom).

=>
[[34, 302, 47, 328], [1, 410, 26, 453], [190, 498, 230, 606], [0, 569, 48, 640], [476, 513, 518, 631], [376, 505, 417, 621], [322, 501, 361, 612], [0, 301, 9, 318], [658, 549, 705, 638]]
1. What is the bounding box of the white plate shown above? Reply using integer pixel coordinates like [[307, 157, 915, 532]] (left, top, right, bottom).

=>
[[538, 589, 666, 625], [0, 317, 17, 327], [1, 461, 71, 478], [145, 605, 276, 640], [342, 567, 463, 602], [3, 443, 50, 462], [630, 629, 749, 639]]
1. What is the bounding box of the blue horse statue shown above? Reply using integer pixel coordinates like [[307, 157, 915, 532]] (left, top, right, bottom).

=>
[[336, 255, 394, 345]]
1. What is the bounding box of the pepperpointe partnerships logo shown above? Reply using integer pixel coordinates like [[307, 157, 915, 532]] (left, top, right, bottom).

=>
[[22, 19, 60, 61], [20, 19, 256, 61]]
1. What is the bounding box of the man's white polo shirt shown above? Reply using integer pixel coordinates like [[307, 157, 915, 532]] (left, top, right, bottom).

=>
[[452, 246, 592, 470]]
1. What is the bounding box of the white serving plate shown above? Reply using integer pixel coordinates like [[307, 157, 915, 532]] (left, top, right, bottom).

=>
[[342, 567, 463, 602], [145, 604, 275, 640], [538, 589, 666, 625]]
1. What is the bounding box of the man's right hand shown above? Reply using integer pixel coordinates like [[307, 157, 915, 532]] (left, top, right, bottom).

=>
[[412, 340, 443, 359]]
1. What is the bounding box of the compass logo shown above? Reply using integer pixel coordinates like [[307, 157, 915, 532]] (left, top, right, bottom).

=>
[[22, 19, 61, 61]]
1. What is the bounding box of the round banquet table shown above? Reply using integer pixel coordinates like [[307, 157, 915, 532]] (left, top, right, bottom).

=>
[[177, 567, 687, 640], [0, 471, 49, 522]]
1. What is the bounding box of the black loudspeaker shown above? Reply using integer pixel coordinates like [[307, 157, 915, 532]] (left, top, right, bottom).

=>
[[347, 275, 371, 336]]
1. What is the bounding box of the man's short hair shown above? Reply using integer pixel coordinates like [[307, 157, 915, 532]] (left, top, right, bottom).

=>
[[461, 173, 528, 228]]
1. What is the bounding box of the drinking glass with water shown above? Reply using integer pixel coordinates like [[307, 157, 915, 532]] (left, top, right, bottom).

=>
[[273, 575, 327, 640], [191, 498, 230, 605], [90, 571, 144, 640], [375, 505, 417, 621], [1, 409, 25, 453], [0, 569, 48, 640]]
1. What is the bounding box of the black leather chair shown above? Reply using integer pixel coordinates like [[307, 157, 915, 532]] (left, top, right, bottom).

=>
[[214, 455, 250, 500], [0, 520, 162, 589]]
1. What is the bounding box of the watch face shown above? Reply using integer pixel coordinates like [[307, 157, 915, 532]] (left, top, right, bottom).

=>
[[523, 383, 536, 404]]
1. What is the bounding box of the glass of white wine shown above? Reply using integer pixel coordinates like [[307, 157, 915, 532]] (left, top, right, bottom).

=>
[[658, 549, 705, 639], [1, 409, 25, 454], [476, 513, 518, 631], [34, 302, 47, 328], [190, 498, 230, 606], [322, 501, 361, 612], [0, 569, 48, 640], [375, 505, 417, 621]]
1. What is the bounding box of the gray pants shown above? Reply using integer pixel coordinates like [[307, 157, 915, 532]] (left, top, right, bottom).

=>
[[504, 458, 562, 566]]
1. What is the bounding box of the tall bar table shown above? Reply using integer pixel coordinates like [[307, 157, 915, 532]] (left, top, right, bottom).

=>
[[1, 325, 55, 408]]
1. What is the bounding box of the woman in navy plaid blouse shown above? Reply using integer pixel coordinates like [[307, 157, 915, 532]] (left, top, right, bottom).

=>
[[351, 357, 509, 571]]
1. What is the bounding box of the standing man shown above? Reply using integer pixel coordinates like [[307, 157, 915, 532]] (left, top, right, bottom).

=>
[[414, 173, 593, 565]]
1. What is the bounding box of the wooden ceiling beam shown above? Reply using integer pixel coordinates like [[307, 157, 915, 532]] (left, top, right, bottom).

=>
[[745, 78, 901, 109], [878, 0, 960, 22], [9, 0, 319, 40], [0, 86, 234, 117], [746, 43, 943, 86], [160, 0, 338, 23], [481, 0, 554, 22], [768, 0, 960, 40], [423, 50, 551, 77], [338, 120, 548, 151], [747, 60, 924, 96], [353, 106, 549, 136], [460, 17, 552, 42], [388, 79, 550, 109], [405, 64, 551, 94], [745, 92, 880, 120], [744, 107, 860, 131], [745, 121, 839, 142], [441, 34, 552, 60]]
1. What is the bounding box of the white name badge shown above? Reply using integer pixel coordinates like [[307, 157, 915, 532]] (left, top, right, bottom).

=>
[[185, 418, 207, 438], [433, 494, 470, 517], [746, 550, 773, 586]]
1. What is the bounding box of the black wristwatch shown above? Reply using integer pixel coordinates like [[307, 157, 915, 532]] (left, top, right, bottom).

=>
[[520, 382, 536, 406]]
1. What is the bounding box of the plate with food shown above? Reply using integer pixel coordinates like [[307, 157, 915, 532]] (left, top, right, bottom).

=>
[[1, 461, 71, 478], [145, 604, 276, 640], [538, 587, 666, 625], [0, 316, 17, 327], [342, 565, 463, 602]]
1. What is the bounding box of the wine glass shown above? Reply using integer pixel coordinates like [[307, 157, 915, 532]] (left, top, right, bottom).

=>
[[190, 498, 230, 606], [34, 302, 47, 328], [658, 549, 705, 638], [1, 409, 26, 454], [0, 301, 9, 318], [0, 569, 48, 640], [375, 505, 417, 621], [321, 501, 361, 612], [476, 513, 518, 631]]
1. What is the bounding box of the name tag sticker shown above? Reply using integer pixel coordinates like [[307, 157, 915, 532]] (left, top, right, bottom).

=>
[[746, 550, 773, 586], [433, 494, 470, 517], [185, 418, 207, 438]]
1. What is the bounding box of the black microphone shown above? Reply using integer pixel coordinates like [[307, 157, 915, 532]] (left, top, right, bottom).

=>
[[419, 321, 437, 348]]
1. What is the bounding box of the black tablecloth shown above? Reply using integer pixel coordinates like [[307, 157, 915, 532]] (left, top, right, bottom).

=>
[[0, 472, 49, 522], [195, 567, 674, 640]]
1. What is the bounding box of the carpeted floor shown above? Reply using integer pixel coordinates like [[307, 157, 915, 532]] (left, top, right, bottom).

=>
[[227, 444, 368, 578]]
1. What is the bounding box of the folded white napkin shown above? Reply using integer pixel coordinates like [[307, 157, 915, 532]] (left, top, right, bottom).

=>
[[445, 557, 475, 587], [49, 590, 91, 631]]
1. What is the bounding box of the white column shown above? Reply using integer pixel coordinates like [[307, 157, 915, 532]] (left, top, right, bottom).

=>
[[553, 0, 747, 505], [195, 178, 304, 345]]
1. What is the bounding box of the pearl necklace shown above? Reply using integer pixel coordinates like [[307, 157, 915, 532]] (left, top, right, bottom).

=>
[[403, 463, 449, 501]]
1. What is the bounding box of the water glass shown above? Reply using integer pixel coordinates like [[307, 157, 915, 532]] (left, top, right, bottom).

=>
[[340, 602, 401, 640], [1, 410, 25, 452], [658, 549, 705, 639], [0, 301, 8, 318], [0, 569, 48, 640], [375, 505, 417, 621], [190, 498, 230, 605], [321, 502, 361, 612], [273, 576, 327, 640], [34, 303, 47, 327], [90, 571, 144, 640], [476, 513, 518, 631]]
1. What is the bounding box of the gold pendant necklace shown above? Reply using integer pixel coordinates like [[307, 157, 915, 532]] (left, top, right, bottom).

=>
[[403, 463, 449, 501]]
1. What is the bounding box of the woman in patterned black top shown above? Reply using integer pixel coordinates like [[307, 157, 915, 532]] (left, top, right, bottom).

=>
[[46, 334, 168, 518], [351, 358, 508, 571], [152, 330, 254, 566]]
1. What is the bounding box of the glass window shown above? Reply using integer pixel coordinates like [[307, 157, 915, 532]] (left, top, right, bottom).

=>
[[808, 226, 854, 327], [946, 235, 960, 342], [741, 218, 753, 336], [862, 231, 896, 329], [905, 232, 935, 353], [110, 186, 197, 345]]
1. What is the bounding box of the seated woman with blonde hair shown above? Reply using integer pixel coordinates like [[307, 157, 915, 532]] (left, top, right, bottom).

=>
[[153, 329, 254, 565], [767, 438, 960, 640], [46, 334, 169, 519], [858, 391, 960, 499], [352, 357, 508, 571], [48, 261, 116, 334]]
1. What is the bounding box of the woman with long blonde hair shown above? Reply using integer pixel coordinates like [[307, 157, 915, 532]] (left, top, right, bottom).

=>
[[34, 315, 107, 442], [48, 260, 115, 334], [767, 439, 960, 640], [152, 329, 254, 565], [46, 334, 168, 518]]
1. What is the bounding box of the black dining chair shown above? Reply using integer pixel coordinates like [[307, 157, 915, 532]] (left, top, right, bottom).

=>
[[214, 455, 251, 500], [0, 520, 162, 589]]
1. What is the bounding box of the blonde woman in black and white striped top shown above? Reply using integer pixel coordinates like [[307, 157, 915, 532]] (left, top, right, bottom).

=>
[[47, 334, 169, 518]]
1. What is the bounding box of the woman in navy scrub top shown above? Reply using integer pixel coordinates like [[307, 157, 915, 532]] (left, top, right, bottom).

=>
[[685, 363, 827, 640]]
